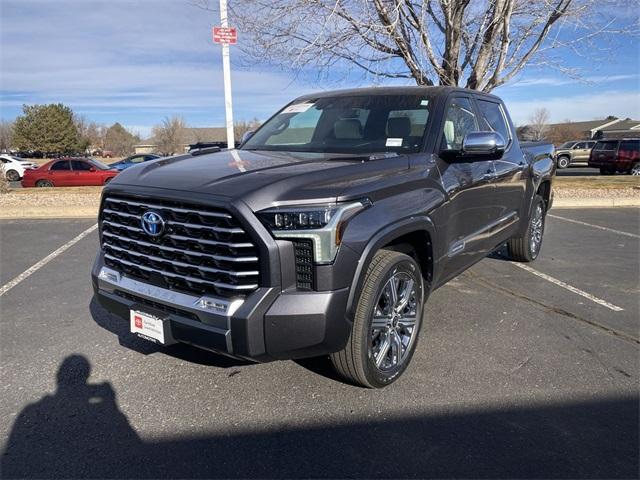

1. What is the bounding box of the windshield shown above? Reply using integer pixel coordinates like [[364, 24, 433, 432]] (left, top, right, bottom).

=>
[[242, 94, 432, 154], [89, 159, 112, 170], [559, 142, 575, 148]]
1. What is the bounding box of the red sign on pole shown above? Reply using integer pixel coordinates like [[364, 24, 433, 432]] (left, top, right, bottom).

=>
[[213, 27, 237, 44]]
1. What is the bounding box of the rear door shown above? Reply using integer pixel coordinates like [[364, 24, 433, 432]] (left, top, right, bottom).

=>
[[591, 140, 618, 168], [435, 95, 498, 280], [572, 142, 591, 163], [47, 160, 73, 185], [476, 97, 526, 241], [617, 139, 640, 172]]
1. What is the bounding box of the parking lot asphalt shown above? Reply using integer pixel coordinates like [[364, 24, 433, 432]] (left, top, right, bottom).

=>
[[0, 208, 638, 478]]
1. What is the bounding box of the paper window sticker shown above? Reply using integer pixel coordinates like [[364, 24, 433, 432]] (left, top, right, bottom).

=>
[[282, 103, 314, 114], [386, 138, 403, 147]]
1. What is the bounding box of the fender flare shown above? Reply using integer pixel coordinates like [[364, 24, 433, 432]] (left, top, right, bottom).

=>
[[344, 216, 437, 321]]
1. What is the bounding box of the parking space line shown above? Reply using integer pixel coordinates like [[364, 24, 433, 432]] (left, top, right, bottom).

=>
[[0, 223, 98, 297], [513, 263, 624, 312], [548, 214, 640, 239]]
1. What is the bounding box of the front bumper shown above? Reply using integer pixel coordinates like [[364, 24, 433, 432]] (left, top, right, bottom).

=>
[[91, 252, 351, 361]]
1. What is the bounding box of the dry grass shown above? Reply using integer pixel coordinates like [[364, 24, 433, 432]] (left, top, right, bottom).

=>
[[554, 176, 640, 190]]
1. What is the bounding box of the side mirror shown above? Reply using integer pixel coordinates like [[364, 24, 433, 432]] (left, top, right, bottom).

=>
[[240, 130, 255, 146], [461, 131, 506, 160], [89, 167, 96, 172]]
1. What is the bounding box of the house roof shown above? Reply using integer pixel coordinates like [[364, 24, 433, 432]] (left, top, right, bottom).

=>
[[546, 118, 619, 131], [599, 119, 640, 131]]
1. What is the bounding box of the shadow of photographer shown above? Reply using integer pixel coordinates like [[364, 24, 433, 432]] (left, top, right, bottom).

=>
[[2, 355, 141, 478]]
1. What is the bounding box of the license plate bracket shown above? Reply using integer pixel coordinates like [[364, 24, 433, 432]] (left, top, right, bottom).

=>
[[130, 308, 176, 345]]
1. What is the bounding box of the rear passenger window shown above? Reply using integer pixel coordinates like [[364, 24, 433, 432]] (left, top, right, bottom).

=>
[[477, 100, 511, 146], [594, 141, 618, 151], [50, 161, 70, 170], [442, 97, 479, 150], [619, 140, 640, 158]]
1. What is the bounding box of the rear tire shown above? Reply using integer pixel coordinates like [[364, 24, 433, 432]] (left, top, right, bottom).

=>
[[556, 156, 570, 169], [600, 167, 614, 175], [5, 169, 20, 181], [35, 180, 54, 187], [507, 195, 546, 262], [330, 249, 424, 388], [630, 163, 640, 176]]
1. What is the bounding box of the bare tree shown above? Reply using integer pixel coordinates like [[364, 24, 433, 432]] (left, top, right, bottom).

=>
[[193, 0, 637, 91], [74, 114, 105, 153], [152, 116, 188, 155], [0, 120, 14, 153], [234, 118, 261, 140], [527, 108, 550, 141]]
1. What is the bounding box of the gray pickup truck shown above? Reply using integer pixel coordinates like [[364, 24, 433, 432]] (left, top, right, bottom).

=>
[[92, 87, 555, 388]]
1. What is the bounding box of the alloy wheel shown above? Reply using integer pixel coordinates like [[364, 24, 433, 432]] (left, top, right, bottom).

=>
[[370, 270, 420, 372], [529, 203, 544, 256]]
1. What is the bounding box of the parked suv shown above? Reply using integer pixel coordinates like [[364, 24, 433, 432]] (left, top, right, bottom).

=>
[[92, 87, 555, 388], [588, 139, 640, 175], [555, 140, 597, 169]]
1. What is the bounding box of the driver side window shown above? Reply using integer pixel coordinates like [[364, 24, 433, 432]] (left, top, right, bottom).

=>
[[441, 97, 479, 151]]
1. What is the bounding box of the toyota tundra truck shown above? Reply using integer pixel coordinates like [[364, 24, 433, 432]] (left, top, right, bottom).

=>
[[92, 87, 555, 388]]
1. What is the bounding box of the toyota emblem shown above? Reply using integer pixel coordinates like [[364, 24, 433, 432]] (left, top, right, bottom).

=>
[[141, 211, 165, 237]]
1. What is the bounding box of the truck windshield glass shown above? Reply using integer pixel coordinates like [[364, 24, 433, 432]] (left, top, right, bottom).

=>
[[242, 95, 431, 154]]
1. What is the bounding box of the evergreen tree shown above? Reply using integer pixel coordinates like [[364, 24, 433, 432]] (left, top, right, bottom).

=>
[[12, 104, 80, 154]]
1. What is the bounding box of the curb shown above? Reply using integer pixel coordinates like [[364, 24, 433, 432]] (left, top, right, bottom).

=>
[[0, 206, 98, 219], [553, 197, 640, 208]]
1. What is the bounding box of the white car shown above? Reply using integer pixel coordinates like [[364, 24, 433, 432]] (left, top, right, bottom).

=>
[[0, 154, 38, 181]]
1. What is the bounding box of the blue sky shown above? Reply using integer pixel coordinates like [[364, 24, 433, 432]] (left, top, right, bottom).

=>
[[1, 0, 639, 139]]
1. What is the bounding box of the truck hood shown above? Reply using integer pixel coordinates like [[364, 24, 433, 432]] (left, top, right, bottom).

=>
[[111, 149, 411, 210]]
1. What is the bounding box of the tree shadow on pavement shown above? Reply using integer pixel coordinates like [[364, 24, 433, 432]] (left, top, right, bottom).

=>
[[89, 297, 251, 368], [2, 354, 638, 478]]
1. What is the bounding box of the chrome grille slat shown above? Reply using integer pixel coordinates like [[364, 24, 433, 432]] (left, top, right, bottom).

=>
[[104, 244, 259, 277], [102, 231, 258, 262], [105, 197, 232, 219], [104, 255, 258, 291], [100, 195, 260, 298]]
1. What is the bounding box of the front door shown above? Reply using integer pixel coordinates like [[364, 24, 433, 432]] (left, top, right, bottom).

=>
[[434, 96, 497, 281], [47, 160, 73, 186], [476, 98, 526, 243]]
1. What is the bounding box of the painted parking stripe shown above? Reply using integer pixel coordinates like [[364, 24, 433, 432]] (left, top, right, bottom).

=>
[[0, 223, 98, 297], [513, 263, 624, 312], [548, 214, 640, 239]]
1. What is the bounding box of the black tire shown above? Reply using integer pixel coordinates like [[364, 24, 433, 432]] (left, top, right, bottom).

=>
[[629, 163, 640, 176], [600, 167, 614, 176], [507, 195, 546, 262], [35, 179, 54, 187], [556, 156, 570, 169], [330, 249, 425, 388], [5, 169, 20, 182]]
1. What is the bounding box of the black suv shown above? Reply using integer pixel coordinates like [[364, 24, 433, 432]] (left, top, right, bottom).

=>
[[92, 87, 554, 388]]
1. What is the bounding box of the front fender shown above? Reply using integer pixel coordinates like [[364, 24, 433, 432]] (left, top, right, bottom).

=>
[[342, 216, 437, 322]]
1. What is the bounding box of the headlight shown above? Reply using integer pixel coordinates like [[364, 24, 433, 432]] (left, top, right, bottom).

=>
[[257, 200, 369, 264]]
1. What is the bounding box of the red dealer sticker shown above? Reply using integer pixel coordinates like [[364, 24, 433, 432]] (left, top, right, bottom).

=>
[[213, 27, 237, 44]]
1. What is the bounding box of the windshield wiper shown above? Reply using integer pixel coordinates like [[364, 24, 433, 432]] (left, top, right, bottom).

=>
[[327, 152, 400, 162]]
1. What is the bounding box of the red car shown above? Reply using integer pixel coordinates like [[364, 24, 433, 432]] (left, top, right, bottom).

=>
[[588, 138, 640, 175], [21, 158, 118, 187]]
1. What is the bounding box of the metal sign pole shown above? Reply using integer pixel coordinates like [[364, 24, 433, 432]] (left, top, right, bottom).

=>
[[219, 0, 235, 149]]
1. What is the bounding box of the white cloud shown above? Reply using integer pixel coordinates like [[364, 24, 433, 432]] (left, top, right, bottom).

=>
[[504, 90, 640, 125]]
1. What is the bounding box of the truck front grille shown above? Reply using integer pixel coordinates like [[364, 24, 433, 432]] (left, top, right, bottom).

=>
[[100, 195, 260, 298]]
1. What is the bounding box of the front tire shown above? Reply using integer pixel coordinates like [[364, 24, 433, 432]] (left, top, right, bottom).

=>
[[5, 170, 20, 181], [630, 163, 640, 176], [508, 195, 546, 262], [556, 156, 570, 169], [330, 249, 424, 388]]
